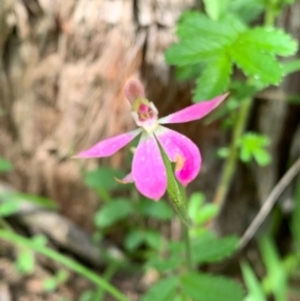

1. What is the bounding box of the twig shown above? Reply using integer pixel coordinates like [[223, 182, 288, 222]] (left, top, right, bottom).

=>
[[238, 157, 300, 249]]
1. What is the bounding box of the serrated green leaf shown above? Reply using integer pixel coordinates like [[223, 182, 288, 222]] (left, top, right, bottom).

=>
[[177, 12, 245, 41], [192, 232, 238, 264], [138, 199, 173, 220], [193, 52, 232, 101], [165, 39, 226, 66], [237, 27, 298, 57], [241, 261, 266, 301], [94, 198, 133, 228], [230, 44, 283, 85], [181, 273, 244, 301], [141, 277, 179, 301], [0, 158, 13, 172]]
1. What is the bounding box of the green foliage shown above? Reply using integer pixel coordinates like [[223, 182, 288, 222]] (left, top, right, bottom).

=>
[[166, 10, 297, 100], [0, 157, 13, 172], [15, 249, 35, 275], [203, 0, 230, 20], [194, 53, 232, 101], [43, 270, 69, 292], [241, 261, 266, 301], [238, 132, 271, 166], [192, 232, 238, 265], [228, 0, 264, 23], [0, 230, 130, 301], [181, 273, 244, 301], [94, 198, 134, 228], [0, 200, 20, 217], [137, 199, 173, 220], [84, 167, 126, 201], [140, 277, 179, 301], [0, 190, 58, 210], [125, 229, 162, 251], [259, 236, 288, 300]]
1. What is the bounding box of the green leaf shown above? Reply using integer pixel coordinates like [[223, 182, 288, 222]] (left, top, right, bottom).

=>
[[177, 12, 245, 41], [194, 204, 219, 225], [259, 236, 287, 298], [192, 232, 238, 264], [16, 249, 35, 275], [237, 27, 298, 57], [230, 44, 283, 85], [0, 158, 13, 172], [145, 255, 181, 273], [203, 0, 230, 20], [165, 39, 226, 66], [94, 198, 133, 228], [138, 199, 173, 220], [157, 138, 191, 226], [84, 167, 125, 191], [253, 149, 271, 166], [238, 132, 271, 166], [217, 147, 230, 158], [181, 273, 244, 301], [125, 230, 162, 251], [193, 52, 232, 101], [144, 231, 162, 250], [0, 191, 57, 210], [241, 261, 266, 301], [188, 192, 205, 222], [140, 277, 179, 301], [0, 201, 20, 217]]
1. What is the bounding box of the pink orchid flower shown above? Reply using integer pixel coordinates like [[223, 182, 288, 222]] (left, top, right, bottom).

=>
[[77, 79, 227, 201]]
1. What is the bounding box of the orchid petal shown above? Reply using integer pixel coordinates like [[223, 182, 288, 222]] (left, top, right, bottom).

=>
[[124, 79, 145, 104], [155, 126, 201, 186], [132, 133, 167, 201], [77, 129, 142, 158], [158, 93, 228, 124]]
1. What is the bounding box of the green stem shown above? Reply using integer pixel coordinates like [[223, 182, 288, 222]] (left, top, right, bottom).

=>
[[265, 0, 278, 26], [0, 230, 130, 301], [182, 221, 192, 271], [213, 97, 252, 208], [180, 186, 192, 271]]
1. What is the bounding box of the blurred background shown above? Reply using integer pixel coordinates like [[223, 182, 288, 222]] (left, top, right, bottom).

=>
[[0, 0, 300, 300]]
